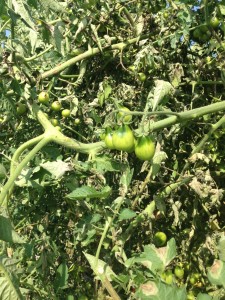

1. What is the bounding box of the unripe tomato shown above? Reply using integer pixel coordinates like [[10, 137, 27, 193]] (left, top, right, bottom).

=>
[[209, 16, 220, 28], [51, 118, 59, 126], [38, 91, 49, 104], [163, 270, 173, 285], [16, 103, 27, 115], [134, 136, 155, 161], [55, 126, 61, 131], [78, 296, 88, 300], [104, 132, 115, 149], [128, 65, 136, 72], [163, 12, 169, 19], [193, 28, 201, 39], [174, 266, 184, 279], [117, 106, 132, 123], [74, 118, 80, 125], [153, 231, 167, 247], [51, 101, 62, 111], [61, 109, 71, 118], [186, 291, 195, 300], [112, 125, 135, 152], [137, 72, 146, 82]]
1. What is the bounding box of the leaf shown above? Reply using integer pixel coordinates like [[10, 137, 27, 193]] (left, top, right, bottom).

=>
[[119, 208, 136, 221], [39, 0, 66, 12], [84, 253, 116, 281], [218, 235, 225, 262], [0, 207, 25, 244], [12, 0, 36, 30], [66, 185, 111, 200], [125, 238, 177, 273], [40, 160, 73, 179], [93, 156, 126, 173], [54, 262, 69, 292], [135, 280, 186, 300], [0, 164, 6, 179], [207, 259, 225, 288], [53, 22, 64, 54], [151, 80, 174, 111], [0, 256, 24, 300], [196, 293, 212, 300], [151, 151, 168, 178]]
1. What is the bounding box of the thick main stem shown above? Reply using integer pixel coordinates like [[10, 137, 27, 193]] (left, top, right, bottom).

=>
[[0, 136, 52, 207]]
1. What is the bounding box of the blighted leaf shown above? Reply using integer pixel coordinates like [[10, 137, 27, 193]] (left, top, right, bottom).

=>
[[84, 253, 116, 281], [119, 208, 136, 221], [207, 259, 225, 288], [66, 185, 111, 200], [151, 80, 174, 111], [169, 63, 184, 88], [151, 151, 168, 178], [135, 279, 186, 300], [40, 160, 73, 179], [0, 208, 25, 244]]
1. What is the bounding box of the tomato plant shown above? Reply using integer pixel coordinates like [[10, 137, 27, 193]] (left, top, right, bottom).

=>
[[134, 136, 155, 161], [112, 124, 135, 152]]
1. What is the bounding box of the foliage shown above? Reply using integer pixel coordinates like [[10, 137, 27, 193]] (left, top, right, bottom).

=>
[[0, 0, 225, 299]]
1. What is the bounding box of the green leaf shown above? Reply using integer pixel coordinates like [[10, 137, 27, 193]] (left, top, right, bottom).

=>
[[66, 185, 111, 200], [218, 235, 225, 262], [93, 156, 126, 173], [39, 0, 66, 12], [152, 80, 174, 111], [119, 208, 136, 221], [54, 262, 69, 292], [84, 253, 116, 281], [0, 208, 25, 244], [12, 0, 36, 30], [151, 151, 168, 178], [0, 256, 24, 300], [196, 293, 212, 300], [0, 164, 6, 179]]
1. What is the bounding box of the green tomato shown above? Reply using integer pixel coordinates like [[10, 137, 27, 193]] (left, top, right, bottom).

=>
[[74, 118, 80, 125], [193, 28, 201, 39], [164, 270, 173, 285], [55, 125, 62, 131], [209, 16, 220, 28], [186, 291, 195, 300], [16, 103, 27, 115], [104, 132, 115, 149], [112, 125, 135, 152], [51, 101, 62, 111], [117, 106, 132, 123], [61, 109, 71, 118], [137, 72, 146, 82], [78, 296, 88, 300], [128, 65, 136, 72], [134, 136, 155, 161], [199, 24, 209, 33], [163, 12, 169, 19], [51, 118, 59, 126], [153, 231, 167, 247], [174, 266, 184, 279], [38, 91, 50, 104]]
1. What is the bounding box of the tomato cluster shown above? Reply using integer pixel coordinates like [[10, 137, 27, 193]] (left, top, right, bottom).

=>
[[104, 107, 155, 161], [192, 17, 220, 43]]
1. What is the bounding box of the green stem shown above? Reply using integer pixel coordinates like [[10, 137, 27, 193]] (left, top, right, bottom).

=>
[[10, 134, 45, 174], [0, 136, 51, 207], [150, 101, 225, 132], [95, 217, 112, 263], [180, 115, 225, 176], [0, 19, 10, 33]]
